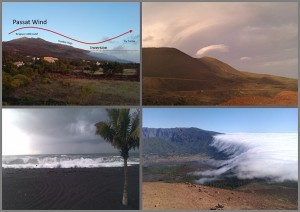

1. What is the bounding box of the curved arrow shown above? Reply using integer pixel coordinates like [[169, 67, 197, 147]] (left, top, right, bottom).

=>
[[9, 26, 133, 45]]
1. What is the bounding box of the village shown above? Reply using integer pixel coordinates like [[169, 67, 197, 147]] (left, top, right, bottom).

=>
[[2, 52, 140, 105]]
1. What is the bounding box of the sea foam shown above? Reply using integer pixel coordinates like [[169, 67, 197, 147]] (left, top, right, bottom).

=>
[[2, 154, 139, 168]]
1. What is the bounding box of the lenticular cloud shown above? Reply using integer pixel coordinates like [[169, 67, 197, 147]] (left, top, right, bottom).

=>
[[195, 133, 298, 182]]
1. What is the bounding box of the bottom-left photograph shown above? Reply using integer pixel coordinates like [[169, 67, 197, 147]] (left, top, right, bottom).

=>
[[2, 108, 140, 210]]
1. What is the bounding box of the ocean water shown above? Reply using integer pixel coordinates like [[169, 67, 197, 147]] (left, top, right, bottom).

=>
[[193, 133, 298, 183], [2, 153, 139, 168]]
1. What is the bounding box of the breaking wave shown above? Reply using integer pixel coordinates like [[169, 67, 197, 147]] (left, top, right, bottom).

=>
[[2, 154, 139, 168]]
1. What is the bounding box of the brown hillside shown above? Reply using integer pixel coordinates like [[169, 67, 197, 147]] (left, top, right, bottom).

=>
[[199, 56, 245, 78], [143, 182, 297, 210], [143, 47, 216, 79], [142, 47, 298, 106], [3, 37, 93, 60], [221, 91, 298, 106]]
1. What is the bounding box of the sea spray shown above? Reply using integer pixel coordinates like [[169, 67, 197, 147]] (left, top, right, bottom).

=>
[[2, 153, 139, 168]]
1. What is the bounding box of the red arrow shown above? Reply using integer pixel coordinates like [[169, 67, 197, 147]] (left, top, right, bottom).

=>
[[9, 26, 133, 45]]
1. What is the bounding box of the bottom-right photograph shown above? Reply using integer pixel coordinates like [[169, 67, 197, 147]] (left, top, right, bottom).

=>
[[142, 108, 298, 210]]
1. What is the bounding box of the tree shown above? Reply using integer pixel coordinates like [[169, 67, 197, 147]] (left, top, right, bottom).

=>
[[90, 63, 99, 74], [101, 62, 123, 76], [95, 109, 139, 206]]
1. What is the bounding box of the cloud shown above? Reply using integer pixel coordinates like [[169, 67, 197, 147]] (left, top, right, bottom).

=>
[[240, 57, 252, 61], [112, 45, 125, 50], [2, 109, 125, 155], [143, 35, 153, 42], [142, 2, 298, 78], [196, 44, 229, 56], [192, 133, 298, 183]]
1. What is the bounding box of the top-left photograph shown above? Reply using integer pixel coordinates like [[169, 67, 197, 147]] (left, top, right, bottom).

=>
[[2, 2, 140, 106]]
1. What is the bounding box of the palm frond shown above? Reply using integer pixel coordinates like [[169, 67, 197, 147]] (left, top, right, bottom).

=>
[[95, 109, 140, 157]]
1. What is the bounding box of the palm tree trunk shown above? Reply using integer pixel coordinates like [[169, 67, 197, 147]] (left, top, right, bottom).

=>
[[122, 157, 128, 206]]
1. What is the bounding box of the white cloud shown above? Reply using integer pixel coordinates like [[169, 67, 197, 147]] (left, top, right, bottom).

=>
[[240, 57, 252, 61], [196, 44, 229, 56], [193, 133, 298, 183]]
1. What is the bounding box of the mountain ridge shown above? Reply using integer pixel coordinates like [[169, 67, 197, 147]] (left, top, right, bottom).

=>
[[3, 37, 134, 63], [143, 127, 227, 159]]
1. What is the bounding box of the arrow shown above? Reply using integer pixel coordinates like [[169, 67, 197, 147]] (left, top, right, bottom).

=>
[[9, 26, 133, 45]]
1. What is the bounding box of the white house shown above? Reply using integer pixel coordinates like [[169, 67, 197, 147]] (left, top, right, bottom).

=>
[[13, 61, 25, 67]]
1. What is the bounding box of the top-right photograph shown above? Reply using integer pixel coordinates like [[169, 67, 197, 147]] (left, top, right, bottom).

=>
[[142, 2, 298, 106]]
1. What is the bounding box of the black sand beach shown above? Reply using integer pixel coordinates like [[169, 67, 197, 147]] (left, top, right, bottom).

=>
[[2, 166, 139, 210]]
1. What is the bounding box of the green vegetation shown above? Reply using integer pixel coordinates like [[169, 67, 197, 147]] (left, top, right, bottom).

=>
[[79, 85, 93, 104], [203, 178, 255, 190], [4, 78, 139, 105], [41, 77, 51, 84], [2, 54, 139, 105], [101, 62, 123, 76], [143, 165, 199, 183]]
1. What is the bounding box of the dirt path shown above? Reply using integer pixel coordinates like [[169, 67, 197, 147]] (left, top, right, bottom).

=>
[[143, 182, 297, 210]]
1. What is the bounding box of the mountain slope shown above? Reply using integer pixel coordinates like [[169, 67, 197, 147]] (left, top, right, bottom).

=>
[[3, 37, 134, 63], [3, 37, 93, 60], [143, 127, 226, 159], [198, 56, 245, 78], [87, 52, 133, 63], [143, 47, 216, 79], [142, 47, 298, 105]]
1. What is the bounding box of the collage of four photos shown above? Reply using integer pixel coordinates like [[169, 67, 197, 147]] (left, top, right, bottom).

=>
[[2, 1, 298, 210]]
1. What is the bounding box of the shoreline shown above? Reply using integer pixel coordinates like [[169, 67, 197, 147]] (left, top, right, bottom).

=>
[[3, 166, 139, 210]]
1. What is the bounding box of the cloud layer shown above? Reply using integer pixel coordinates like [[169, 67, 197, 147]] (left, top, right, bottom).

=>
[[143, 2, 298, 78], [193, 133, 298, 183]]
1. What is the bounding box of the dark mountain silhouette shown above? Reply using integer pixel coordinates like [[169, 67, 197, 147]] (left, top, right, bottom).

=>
[[143, 47, 215, 79], [143, 127, 227, 159], [3, 37, 91, 60], [143, 47, 297, 105], [3, 37, 133, 63]]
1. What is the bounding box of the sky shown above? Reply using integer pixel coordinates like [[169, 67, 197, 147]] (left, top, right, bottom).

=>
[[143, 108, 298, 133], [2, 108, 138, 156], [2, 2, 140, 62], [143, 2, 298, 78]]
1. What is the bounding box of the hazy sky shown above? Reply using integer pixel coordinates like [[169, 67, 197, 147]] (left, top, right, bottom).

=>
[[2, 108, 138, 156], [3, 2, 140, 62], [143, 2, 298, 78], [143, 108, 298, 133]]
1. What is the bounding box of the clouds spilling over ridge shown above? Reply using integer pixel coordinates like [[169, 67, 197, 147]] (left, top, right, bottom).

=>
[[143, 2, 298, 78], [192, 133, 298, 183]]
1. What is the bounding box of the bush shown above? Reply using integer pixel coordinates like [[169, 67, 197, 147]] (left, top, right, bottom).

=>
[[58, 79, 71, 87], [13, 74, 32, 85], [101, 62, 123, 76], [79, 85, 93, 104], [41, 78, 51, 84], [20, 67, 35, 79], [3, 72, 13, 97], [10, 79, 22, 88]]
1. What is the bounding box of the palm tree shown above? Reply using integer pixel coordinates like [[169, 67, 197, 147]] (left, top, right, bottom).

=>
[[95, 109, 139, 206]]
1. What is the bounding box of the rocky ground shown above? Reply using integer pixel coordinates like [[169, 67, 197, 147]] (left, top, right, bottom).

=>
[[143, 182, 297, 210]]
